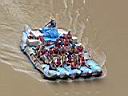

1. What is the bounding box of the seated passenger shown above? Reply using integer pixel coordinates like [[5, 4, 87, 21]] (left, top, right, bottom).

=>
[[55, 58, 62, 67], [53, 47, 58, 54], [39, 36, 45, 43], [36, 45, 41, 51], [61, 54, 67, 64], [28, 32, 33, 39], [77, 45, 84, 53], [43, 55, 49, 64], [36, 45, 44, 58], [67, 31, 72, 39], [39, 49, 47, 57], [61, 47, 66, 55], [64, 39, 69, 46], [49, 61, 56, 70], [63, 34, 67, 39], [67, 53, 72, 62], [80, 57, 86, 66], [49, 49, 54, 55], [70, 44, 76, 53], [70, 59, 77, 69]]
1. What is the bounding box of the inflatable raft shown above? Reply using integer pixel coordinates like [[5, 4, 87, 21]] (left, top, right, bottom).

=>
[[20, 20, 105, 80]]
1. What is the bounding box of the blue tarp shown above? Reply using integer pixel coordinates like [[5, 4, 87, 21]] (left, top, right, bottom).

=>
[[40, 27, 59, 38], [43, 37, 58, 42], [40, 27, 60, 42]]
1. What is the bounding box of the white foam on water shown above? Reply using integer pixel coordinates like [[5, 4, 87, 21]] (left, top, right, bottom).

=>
[[93, 50, 107, 67], [73, 9, 80, 34], [0, 43, 46, 82], [0, 23, 17, 31], [71, 0, 74, 5], [83, 0, 86, 4], [0, 43, 19, 52], [86, 17, 89, 22], [64, 0, 68, 9], [0, 59, 12, 66], [78, 21, 86, 43], [12, 66, 49, 82]]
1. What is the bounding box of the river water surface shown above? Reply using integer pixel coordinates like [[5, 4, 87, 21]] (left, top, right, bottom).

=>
[[0, 0, 128, 96]]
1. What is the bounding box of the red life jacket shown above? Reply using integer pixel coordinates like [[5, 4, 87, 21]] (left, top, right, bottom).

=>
[[64, 40, 69, 46], [39, 36, 44, 43], [61, 48, 66, 54], [80, 57, 85, 66], [36, 45, 40, 50], [78, 46, 83, 52], [57, 44, 61, 48], [53, 48, 58, 54], [63, 34, 68, 39], [40, 50, 46, 56], [55, 59, 61, 67], [49, 49, 53, 55]]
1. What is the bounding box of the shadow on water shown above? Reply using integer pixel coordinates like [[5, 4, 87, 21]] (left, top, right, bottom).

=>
[[47, 77, 106, 86]]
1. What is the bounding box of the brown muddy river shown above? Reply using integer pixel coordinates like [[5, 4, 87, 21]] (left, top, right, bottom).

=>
[[0, 0, 128, 96]]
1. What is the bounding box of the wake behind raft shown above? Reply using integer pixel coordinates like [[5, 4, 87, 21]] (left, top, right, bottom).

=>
[[20, 20, 105, 80]]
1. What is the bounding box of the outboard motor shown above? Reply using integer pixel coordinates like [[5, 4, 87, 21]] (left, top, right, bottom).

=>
[[48, 19, 56, 28]]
